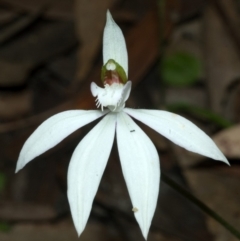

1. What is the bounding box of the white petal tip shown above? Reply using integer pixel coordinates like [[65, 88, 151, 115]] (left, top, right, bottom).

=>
[[72, 217, 85, 238], [106, 9, 111, 18], [221, 157, 230, 166], [106, 10, 114, 27], [90, 82, 98, 97], [76, 229, 82, 237], [142, 229, 149, 240], [138, 221, 150, 240], [126, 80, 132, 89], [214, 152, 229, 165], [15, 159, 23, 173], [121, 81, 132, 103]]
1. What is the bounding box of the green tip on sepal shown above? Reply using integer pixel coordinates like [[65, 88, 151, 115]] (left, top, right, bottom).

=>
[[101, 59, 128, 84]]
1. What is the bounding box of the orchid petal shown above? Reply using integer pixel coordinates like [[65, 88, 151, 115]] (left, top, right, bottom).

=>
[[119, 81, 132, 106], [16, 110, 107, 172], [124, 108, 229, 164], [67, 113, 116, 236], [103, 10, 128, 76], [116, 112, 160, 239]]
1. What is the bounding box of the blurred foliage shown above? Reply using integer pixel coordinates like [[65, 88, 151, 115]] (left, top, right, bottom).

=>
[[0, 222, 11, 232], [167, 103, 232, 128], [0, 173, 10, 232], [161, 52, 201, 87]]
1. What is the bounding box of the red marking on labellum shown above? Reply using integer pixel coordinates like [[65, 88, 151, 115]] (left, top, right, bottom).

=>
[[104, 70, 123, 85]]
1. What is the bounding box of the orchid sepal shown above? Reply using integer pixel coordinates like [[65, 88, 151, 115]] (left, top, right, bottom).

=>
[[103, 10, 128, 77]]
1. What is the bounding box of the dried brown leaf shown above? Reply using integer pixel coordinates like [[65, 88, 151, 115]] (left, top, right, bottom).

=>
[[213, 124, 240, 159], [1, 0, 74, 20], [0, 60, 32, 87], [184, 168, 240, 241], [0, 11, 41, 45], [73, 0, 114, 85], [0, 22, 77, 87], [0, 202, 56, 221], [0, 221, 122, 241], [0, 9, 18, 26], [204, 3, 240, 115], [0, 89, 32, 120]]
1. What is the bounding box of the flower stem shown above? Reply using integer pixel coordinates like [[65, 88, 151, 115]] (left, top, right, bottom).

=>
[[162, 173, 240, 239]]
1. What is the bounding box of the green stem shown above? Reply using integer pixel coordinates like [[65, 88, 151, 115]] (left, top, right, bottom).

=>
[[162, 173, 240, 239]]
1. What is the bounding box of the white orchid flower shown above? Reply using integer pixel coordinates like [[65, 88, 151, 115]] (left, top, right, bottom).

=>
[[16, 10, 229, 240]]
